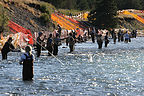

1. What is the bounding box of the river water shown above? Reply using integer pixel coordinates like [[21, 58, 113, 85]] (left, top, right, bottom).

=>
[[1, 37, 144, 96]]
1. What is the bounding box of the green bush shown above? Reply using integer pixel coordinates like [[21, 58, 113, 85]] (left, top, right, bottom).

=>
[[39, 2, 56, 14], [40, 13, 50, 24], [40, 4, 48, 13]]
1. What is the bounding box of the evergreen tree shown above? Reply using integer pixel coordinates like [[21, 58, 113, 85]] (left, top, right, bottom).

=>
[[42, 0, 62, 8], [76, 0, 89, 10], [116, 0, 125, 10], [61, 0, 77, 9], [40, 0, 144, 11], [116, 0, 142, 10], [88, 0, 118, 29], [124, 0, 142, 10], [142, 0, 144, 9], [87, 0, 100, 10]]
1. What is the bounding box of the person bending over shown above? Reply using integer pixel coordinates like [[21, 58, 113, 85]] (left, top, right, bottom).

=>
[[1, 37, 15, 60]]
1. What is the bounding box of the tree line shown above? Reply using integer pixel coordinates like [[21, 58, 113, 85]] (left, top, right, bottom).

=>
[[40, 0, 144, 10]]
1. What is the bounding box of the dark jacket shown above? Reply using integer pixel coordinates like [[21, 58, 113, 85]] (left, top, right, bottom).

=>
[[1, 42, 15, 54]]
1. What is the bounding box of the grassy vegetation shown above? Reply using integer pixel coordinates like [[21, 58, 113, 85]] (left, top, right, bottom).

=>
[[1, 0, 57, 28], [0, 0, 143, 31], [1, 0, 56, 16], [118, 18, 144, 31], [40, 13, 50, 25], [39, 2, 56, 14], [58, 9, 87, 16], [129, 20, 144, 30], [29, 19, 38, 28], [0, 4, 9, 33]]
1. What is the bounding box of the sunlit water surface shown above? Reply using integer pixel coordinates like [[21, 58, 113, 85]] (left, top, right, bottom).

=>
[[1, 37, 144, 96]]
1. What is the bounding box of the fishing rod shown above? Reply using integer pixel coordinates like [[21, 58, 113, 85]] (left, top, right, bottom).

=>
[[24, 32, 94, 64], [0, 33, 65, 65], [18, 33, 66, 65]]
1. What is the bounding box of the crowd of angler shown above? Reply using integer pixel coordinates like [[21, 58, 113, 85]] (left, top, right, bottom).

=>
[[0, 25, 137, 81], [36, 26, 137, 55]]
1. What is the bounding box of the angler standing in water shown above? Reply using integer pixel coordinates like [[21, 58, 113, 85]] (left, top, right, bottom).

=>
[[96, 30, 103, 49], [113, 31, 117, 44], [57, 24, 62, 37], [47, 34, 53, 56], [36, 32, 46, 57], [90, 28, 95, 43], [19, 45, 35, 81], [124, 31, 130, 43], [1, 37, 15, 60], [53, 33, 61, 55], [68, 33, 75, 53], [121, 30, 124, 42], [104, 32, 109, 47], [118, 29, 122, 42], [66, 30, 69, 46]]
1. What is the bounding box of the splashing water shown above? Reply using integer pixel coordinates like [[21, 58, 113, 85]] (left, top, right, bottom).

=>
[[88, 53, 93, 62]]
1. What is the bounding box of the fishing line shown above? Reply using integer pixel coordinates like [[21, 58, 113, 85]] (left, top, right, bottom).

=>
[[6, 32, 65, 65], [27, 34, 65, 65]]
